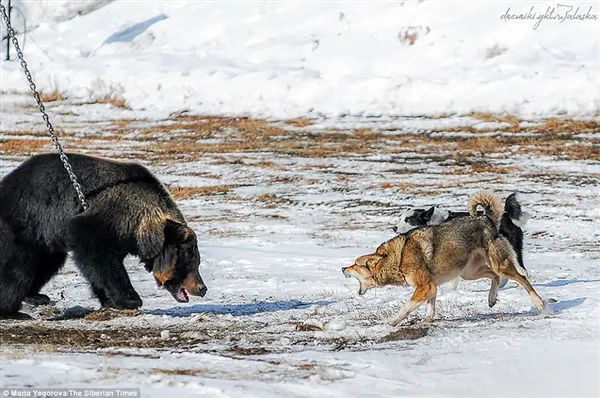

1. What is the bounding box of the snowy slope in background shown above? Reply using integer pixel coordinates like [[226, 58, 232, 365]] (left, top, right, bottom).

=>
[[1, 1, 599, 118]]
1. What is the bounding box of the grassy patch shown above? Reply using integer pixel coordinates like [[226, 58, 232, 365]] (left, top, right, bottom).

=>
[[39, 90, 67, 103], [285, 118, 313, 128], [0, 139, 50, 154], [151, 368, 206, 376], [167, 185, 233, 200]]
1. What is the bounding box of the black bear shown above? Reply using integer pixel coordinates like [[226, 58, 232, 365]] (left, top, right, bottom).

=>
[[0, 152, 207, 318]]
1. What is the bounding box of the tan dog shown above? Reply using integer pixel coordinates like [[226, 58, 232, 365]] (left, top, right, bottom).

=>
[[342, 191, 545, 326]]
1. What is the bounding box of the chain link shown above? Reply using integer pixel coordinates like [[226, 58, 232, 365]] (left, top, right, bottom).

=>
[[1, 2, 88, 211]]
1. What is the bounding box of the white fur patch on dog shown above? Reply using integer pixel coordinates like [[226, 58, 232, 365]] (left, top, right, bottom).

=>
[[393, 210, 417, 234], [511, 211, 531, 228], [429, 207, 449, 226], [393, 207, 451, 234]]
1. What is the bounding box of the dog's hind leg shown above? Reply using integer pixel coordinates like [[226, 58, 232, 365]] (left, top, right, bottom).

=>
[[498, 277, 509, 289], [445, 277, 460, 290], [389, 283, 437, 326], [488, 239, 545, 313], [461, 263, 501, 308], [497, 266, 544, 312]]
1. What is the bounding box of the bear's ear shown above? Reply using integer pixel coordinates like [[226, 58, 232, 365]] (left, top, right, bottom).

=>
[[421, 207, 435, 222], [164, 219, 189, 245]]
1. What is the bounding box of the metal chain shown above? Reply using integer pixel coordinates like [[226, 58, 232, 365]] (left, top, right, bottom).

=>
[[1, 2, 88, 211]]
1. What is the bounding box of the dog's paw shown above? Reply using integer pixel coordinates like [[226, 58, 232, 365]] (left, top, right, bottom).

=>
[[488, 297, 497, 308], [538, 298, 556, 316], [388, 318, 401, 327]]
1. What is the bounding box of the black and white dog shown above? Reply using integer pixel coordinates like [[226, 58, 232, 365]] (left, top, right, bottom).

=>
[[393, 193, 530, 289]]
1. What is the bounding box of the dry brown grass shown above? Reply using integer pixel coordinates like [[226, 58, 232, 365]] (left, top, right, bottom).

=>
[[285, 118, 313, 128], [226, 346, 270, 356], [469, 112, 520, 126], [25, 114, 587, 164], [0, 139, 49, 154], [16, 103, 38, 110], [455, 137, 504, 153], [257, 194, 277, 202], [302, 164, 332, 170], [152, 368, 205, 376], [250, 161, 288, 170], [39, 90, 66, 103], [138, 116, 286, 140], [381, 327, 429, 341], [167, 185, 233, 200], [271, 177, 297, 184], [109, 119, 139, 129], [297, 364, 317, 370], [0, 324, 184, 349], [467, 114, 600, 136], [379, 182, 421, 191], [180, 171, 222, 179], [354, 128, 374, 137], [92, 95, 129, 109], [471, 164, 518, 174], [1, 114, 597, 176], [84, 309, 140, 322], [295, 323, 323, 332], [0, 129, 77, 138], [537, 118, 600, 134]]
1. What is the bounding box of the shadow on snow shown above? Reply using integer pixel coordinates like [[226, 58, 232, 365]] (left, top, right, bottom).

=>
[[149, 299, 333, 318]]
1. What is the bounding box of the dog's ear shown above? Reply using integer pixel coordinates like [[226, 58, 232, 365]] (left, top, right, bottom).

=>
[[365, 255, 382, 269], [376, 241, 393, 255], [421, 207, 435, 223], [164, 219, 190, 245], [355, 254, 380, 267]]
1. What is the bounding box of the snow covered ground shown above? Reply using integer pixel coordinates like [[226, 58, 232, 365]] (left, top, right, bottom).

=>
[[1, 91, 599, 396], [1, 1, 599, 397], [1, 1, 599, 118]]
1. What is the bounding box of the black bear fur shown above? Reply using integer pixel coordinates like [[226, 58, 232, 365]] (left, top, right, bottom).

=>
[[0, 153, 207, 317]]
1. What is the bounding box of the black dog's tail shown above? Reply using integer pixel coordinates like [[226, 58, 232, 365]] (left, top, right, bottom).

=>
[[468, 191, 504, 228], [504, 192, 530, 227]]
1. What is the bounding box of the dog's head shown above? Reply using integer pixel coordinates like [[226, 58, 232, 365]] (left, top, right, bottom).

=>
[[392, 207, 435, 234], [342, 238, 407, 295], [342, 254, 383, 295], [142, 219, 207, 303]]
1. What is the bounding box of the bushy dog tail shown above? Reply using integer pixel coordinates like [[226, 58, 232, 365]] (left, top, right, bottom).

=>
[[504, 192, 530, 227], [468, 191, 504, 228]]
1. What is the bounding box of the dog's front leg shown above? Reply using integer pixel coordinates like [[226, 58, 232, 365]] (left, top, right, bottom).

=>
[[389, 284, 437, 326]]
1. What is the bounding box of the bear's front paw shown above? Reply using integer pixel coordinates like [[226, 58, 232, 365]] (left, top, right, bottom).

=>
[[106, 291, 142, 310], [23, 294, 51, 306]]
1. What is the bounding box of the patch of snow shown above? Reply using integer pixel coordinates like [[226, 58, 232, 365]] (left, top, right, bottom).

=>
[[1, 1, 598, 118]]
